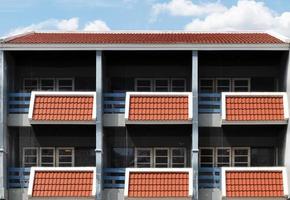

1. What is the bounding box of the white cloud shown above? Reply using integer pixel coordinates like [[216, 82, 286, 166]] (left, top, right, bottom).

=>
[[57, 18, 79, 31], [83, 20, 111, 31], [7, 17, 111, 36], [152, 0, 290, 37], [152, 0, 226, 18]]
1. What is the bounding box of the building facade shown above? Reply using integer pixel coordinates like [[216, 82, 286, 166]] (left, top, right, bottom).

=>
[[0, 31, 290, 200]]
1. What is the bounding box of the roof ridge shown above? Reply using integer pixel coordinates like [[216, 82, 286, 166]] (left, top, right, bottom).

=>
[[3, 31, 35, 43]]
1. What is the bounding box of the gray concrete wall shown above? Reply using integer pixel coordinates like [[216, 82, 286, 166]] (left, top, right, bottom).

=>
[[8, 189, 28, 200], [199, 189, 221, 200], [103, 189, 124, 200]]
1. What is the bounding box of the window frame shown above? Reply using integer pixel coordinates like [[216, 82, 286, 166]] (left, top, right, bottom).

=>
[[154, 78, 170, 92], [232, 78, 251, 92], [135, 148, 153, 168], [39, 147, 55, 167], [23, 147, 39, 167], [171, 147, 186, 168], [56, 78, 75, 91], [135, 78, 153, 92], [154, 147, 170, 168], [199, 147, 215, 167], [232, 147, 250, 167], [171, 78, 186, 92], [215, 147, 231, 167], [23, 78, 39, 92], [215, 78, 231, 92], [56, 147, 75, 167], [39, 78, 55, 91]]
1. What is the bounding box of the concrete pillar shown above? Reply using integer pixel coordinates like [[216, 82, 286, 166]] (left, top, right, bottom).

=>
[[191, 51, 199, 200], [284, 50, 290, 195], [96, 51, 103, 200], [0, 50, 7, 199]]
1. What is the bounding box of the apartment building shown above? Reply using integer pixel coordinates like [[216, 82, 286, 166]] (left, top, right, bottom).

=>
[[0, 31, 289, 200]]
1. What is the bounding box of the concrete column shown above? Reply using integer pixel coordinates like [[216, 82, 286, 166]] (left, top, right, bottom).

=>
[[191, 51, 199, 200], [284, 50, 290, 195], [0, 50, 7, 199], [96, 51, 103, 200]]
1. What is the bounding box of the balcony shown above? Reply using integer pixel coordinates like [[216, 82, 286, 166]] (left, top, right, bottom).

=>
[[8, 167, 221, 189], [9, 92, 221, 114]]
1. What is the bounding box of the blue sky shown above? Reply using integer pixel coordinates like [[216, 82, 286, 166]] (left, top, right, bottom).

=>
[[0, 0, 290, 37]]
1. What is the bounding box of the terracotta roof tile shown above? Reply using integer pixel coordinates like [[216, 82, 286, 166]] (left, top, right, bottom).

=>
[[5, 32, 285, 44], [32, 96, 94, 121], [128, 172, 189, 198], [32, 171, 93, 197], [128, 96, 189, 121], [226, 171, 284, 198], [225, 96, 285, 121]]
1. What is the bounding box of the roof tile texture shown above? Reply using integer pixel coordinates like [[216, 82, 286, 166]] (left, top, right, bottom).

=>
[[32, 171, 93, 197], [226, 171, 284, 197], [6, 32, 284, 44], [32, 96, 94, 121], [128, 96, 189, 121], [226, 96, 284, 121], [128, 172, 189, 198]]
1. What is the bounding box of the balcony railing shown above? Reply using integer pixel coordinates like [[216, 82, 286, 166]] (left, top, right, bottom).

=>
[[7, 167, 221, 189], [8, 92, 221, 114], [8, 167, 30, 188]]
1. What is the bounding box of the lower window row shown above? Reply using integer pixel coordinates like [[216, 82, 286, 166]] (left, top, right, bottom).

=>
[[200, 147, 277, 167], [23, 147, 74, 167]]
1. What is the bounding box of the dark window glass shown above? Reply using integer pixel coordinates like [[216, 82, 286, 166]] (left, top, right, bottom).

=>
[[251, 148, 275, 166], [111, 148, 134, 168]]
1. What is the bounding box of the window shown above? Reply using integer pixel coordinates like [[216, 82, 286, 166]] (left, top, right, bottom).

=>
[[154, 79, 170, 92], [23, 78, 74, 91], [232, 147, 250, 166], [135, 147, 186, 168], [135, 79, 152, 91], [232, 79, 250, 91], [57, 78, 74, 91], [135, 148, 153, 168], [40, 148, 55, 167], [23, 79, 38, 92], [171, 79, 186, 92], [57, 148, 74, 167], [40, 79, 55, 91], [199, 79, 215, 93], [154, 148, 169, 168], [22, 147, 74, 167], [23, 148, 38, 167], [135, 78, 187, 92], [216, 79, 231, 92], [199, 78, 251, 92], [199, 148, 214, 167], [216, 147, 231, 167], [171, 148, 186, 167]]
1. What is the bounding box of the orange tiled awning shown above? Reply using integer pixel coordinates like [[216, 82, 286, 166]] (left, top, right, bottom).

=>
[[222, 93, 288, 124], [124, 168, 193, 199], [125, 92, 192, 124], [28, 167, 96, 199], [222, 167, 288, 199], [28, 92, 96, 124]]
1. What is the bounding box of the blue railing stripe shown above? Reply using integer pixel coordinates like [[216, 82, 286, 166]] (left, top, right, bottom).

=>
[[8, 92, 223, 114]]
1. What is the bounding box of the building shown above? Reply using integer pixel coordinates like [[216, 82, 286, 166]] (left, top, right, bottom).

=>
[[0, 31, 290, 200]]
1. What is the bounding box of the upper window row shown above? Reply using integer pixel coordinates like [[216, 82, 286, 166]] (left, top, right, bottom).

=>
[[135, 78, 186, 92], [199, 78, 250, 93], [23, 78, 75, 92]]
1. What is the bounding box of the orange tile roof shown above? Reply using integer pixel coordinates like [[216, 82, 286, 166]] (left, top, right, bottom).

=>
[[128, 172, 189, 198], [32, 96, 94, 121], [32, 171, 93, 197], [226, 96, 285, 121], [226, 171, 284, 197], [4, 32, 285, 44], [128, 96, 189, 121]]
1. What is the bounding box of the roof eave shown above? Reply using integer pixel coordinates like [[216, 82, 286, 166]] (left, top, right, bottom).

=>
[[0, 43, 289, 51]]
